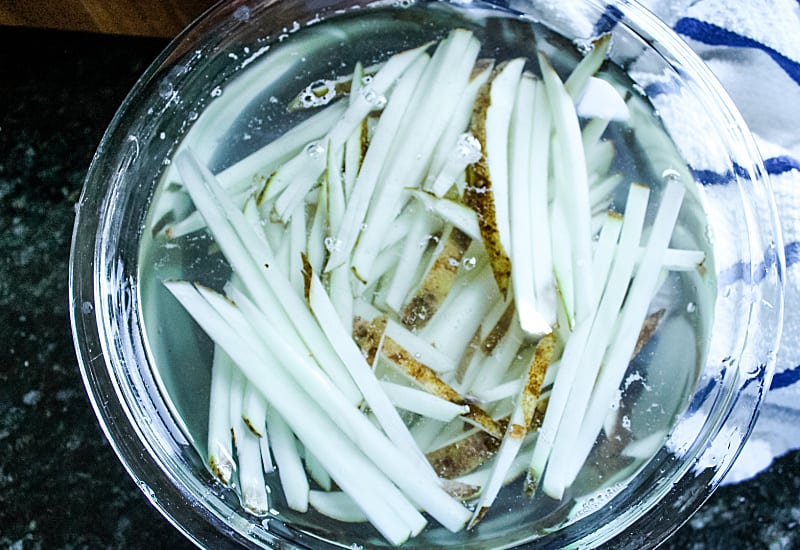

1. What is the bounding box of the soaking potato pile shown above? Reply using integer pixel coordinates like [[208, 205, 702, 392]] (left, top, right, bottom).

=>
[[158, 27, 706, 545]]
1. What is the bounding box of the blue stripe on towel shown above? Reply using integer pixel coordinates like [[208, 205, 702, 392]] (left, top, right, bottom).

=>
[[691, 155, 800, 186], [593, 4, 624, 35], [771, 364, 800, 390], [674, 18, 800, 86], [764, 155, 800, 175], [717, 240, 789, 287]]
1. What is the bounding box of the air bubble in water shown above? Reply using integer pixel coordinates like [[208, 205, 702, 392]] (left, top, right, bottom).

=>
[[81, 301, 94, 315], [188, 110, 199, 121], [463, 256, 477, 270], [661, 168, 681, 181], [361, 87, 386, 110], [324, 236, 342, 252], [158, 79, 174, 99], [233, 5, 251, 21], [686, 301, 696, 313], [210, 86, 223, 98], [305, 141, 326, 159], [456, 132, 482, 163], [298, 79, 337, 108]]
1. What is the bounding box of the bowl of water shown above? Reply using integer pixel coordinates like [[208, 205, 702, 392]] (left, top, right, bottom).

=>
[[69, 0, 784, 547]]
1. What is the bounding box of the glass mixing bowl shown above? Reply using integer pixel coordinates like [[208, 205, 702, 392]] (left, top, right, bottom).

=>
[[69, 0, 784, 547]]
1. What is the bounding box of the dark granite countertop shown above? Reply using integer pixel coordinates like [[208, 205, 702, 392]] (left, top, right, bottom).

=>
[[0, 25, 797, 549]]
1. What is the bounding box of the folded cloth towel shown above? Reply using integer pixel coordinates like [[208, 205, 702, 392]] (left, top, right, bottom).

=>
[[626, 0, 800, 482]]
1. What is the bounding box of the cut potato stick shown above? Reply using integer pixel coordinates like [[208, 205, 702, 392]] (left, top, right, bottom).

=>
[[266, 406, 310, 513], [207, 345, 236, 485], [426, 428, 501, 479], [527, 78, 556, 328], [167, 281, 468, 538], [564, 34, 612, 100], [540, 184, 650, 499], [307, 182, 327, 274], [289, 202, 306, 296], [408, 189, 481, 241], [401, 226, 472, 329], [464, 58, 525, 297], [301, 256, 434, 472], [325, 53, 430, 273], [539, 51, 594, 325], [351, 30, 481, 284], [383, 201, 443, 313], [343, 62, 366, 200], [427, 59, 494, 196], [380, 381, 470, 422], [267, 42, 433, 219], [242, 383, 268, 438], [469, 379, 522, 405], [235, 417, 271, 515], [591, 212, 624, 311], [309, 490, 370, 523], [559, 177, 686, 491], [175, 149, 362, 403], [469, 333, 556, 525], [304, 448, 332, 492], [509, 75, 551, 337]]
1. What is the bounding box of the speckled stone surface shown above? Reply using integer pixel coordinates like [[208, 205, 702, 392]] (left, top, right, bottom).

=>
[[0, 24, 797, 550]]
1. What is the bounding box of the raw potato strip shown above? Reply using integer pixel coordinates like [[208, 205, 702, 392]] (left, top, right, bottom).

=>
[[160, 102, 344, 238], [379, 336, 505, 439], [379, 381, 470, 422], [266, 42, 432, 219], [343, 62, 366, 200], [558, 177, 686, 492], [354, 299, 458, 374], [174, 149, 363, 404], [528, 183, 649, 492], [539, 52, 594, 326], [401, 226, 472, 329], [301, 256, 434, 473], [350, 30, 481, 284], [464, 59, 525, 297], [408, 190, 481, 241], [527, 77, 556, 328], [169, 281, 473, 539], [266, 406, 309, 512], [564, 34, 612, 100], [208, 345, 236, 485], [235, 417, 271, 515], [310, 490, 371, 523], [509, 75, 551, 336], [242, 383, 267, 437], [382, 202, 443, 314], [538, 184, 650, 499], [422, 261, 498, 364], [470, 334, 556, 526], [324, 53, 430, 273], [427, 61, 494, 198]]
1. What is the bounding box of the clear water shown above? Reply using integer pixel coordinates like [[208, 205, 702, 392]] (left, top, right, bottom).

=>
[[138, 1, 714, 547]]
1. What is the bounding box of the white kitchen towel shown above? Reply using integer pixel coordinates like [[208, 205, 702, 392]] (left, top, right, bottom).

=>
[[623, 0, 800, 482]]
